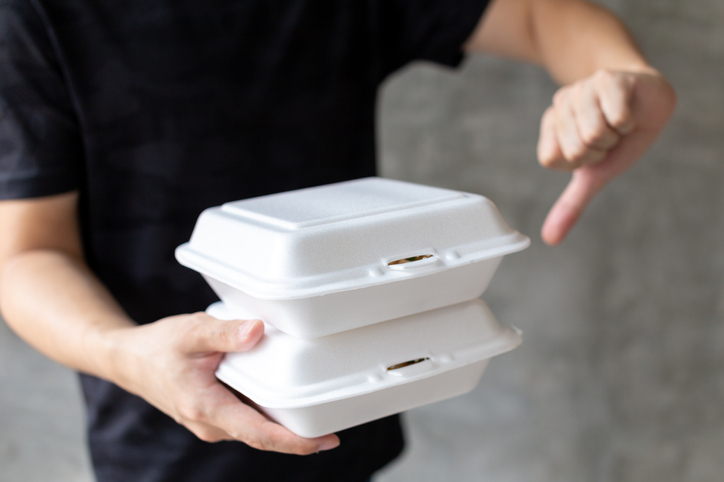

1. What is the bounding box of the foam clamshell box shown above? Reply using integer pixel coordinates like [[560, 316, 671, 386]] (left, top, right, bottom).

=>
[[176, 177, 529, 338], [210, 299, 522, 438]]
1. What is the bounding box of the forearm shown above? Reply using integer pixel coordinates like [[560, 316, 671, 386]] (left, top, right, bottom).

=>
[[530, 0, 651, 83], [0, 249, 134, 380], [469, 0, 655, 84]]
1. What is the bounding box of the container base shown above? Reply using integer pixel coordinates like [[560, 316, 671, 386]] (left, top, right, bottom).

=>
[[219, 359, 490, 438]]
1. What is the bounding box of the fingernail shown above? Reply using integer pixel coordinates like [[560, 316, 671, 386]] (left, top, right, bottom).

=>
[[238, 320, 257, 339], [318, 439, 340, 452]]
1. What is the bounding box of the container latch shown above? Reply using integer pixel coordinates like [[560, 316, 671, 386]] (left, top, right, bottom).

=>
[[387, 254, 437, 270], [386, 357, 434, 377]]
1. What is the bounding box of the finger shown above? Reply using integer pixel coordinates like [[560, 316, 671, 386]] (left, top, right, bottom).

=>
[[537, 106, 566, 169], [179, 314, 264, 354], [186, 420, 235, 443], [541, 170, 606, 246], [595, 70, 636, 135], [553, 89, 607, 168], [212, 390, 340, 455], [571, 80, 620, 151]]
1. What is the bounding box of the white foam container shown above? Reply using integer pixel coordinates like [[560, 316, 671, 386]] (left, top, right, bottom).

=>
[[177, 177, 529, 338], [211, 299, 522, 438]]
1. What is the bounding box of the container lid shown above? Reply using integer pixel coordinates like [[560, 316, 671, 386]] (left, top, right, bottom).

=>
[[213, 299, 522, 409], [176, 177, 529, 300]]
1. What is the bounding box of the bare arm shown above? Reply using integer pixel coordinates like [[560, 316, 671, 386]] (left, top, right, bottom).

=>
[[0, 193, 133, 373], [0, 193, 339, 454], [465, 0, 652, 82], [465, 0, 676, 244]]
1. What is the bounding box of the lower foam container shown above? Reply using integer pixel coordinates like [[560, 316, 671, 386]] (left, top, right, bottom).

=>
[[211, 299, 521, 438]]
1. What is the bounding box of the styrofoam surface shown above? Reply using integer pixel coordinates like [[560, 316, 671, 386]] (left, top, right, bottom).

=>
[[211, 299, 521, 438], [177, 178, 529, 338]]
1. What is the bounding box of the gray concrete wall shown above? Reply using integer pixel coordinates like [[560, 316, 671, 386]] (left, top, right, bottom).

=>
[[1, 1, 722, 481]]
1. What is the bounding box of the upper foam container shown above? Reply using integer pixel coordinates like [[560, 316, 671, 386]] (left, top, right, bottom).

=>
[[176, 177, 529, 338]]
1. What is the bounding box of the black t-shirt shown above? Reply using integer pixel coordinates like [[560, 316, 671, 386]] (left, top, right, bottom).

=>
[[0, 1, 489, 481]]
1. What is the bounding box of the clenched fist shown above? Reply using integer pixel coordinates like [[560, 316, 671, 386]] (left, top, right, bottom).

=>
[[537, 68, 676, 245]]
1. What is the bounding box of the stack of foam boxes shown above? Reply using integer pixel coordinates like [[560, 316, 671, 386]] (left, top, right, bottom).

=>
[[176, 177, 529, 437]]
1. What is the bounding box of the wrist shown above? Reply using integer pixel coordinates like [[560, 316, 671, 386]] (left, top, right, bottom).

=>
[[82, 318, 139, 387], [606, 62, 661, 78]]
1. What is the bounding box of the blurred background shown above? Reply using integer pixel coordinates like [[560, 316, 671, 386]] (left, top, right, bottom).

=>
[[1, 1, 722, 481]]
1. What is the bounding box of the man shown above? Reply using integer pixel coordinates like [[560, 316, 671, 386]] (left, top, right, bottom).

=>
[[0, 0, 675, 481]]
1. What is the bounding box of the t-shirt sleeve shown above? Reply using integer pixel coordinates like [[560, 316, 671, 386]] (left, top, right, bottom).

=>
[[377, 0, 491, 76], [0, 0, 83, 200]]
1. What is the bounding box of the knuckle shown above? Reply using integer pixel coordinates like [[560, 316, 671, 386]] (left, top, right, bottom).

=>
[[594, 68, 616, 84], [552, 89, 568, 107], [537, 143, 559, 167], [190, 311, 210, 325], [178, 313, 205, 336], [539, 155, 568, 172], [580, 125, 608, 147], [225, 428, 242, 441], [571, 81, 586, 100], [609, 113, 632, 129], [571, 149, 589, 164], [579, 128, 599, 147], [538, 153, 558, 169], [196, 427, 229, 443], [194, 427, 223, 443], [564, 143, 588, 163], [244, 433, 271, 452], [540, 107, 556, 130], [177, 401, 207, 423]]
